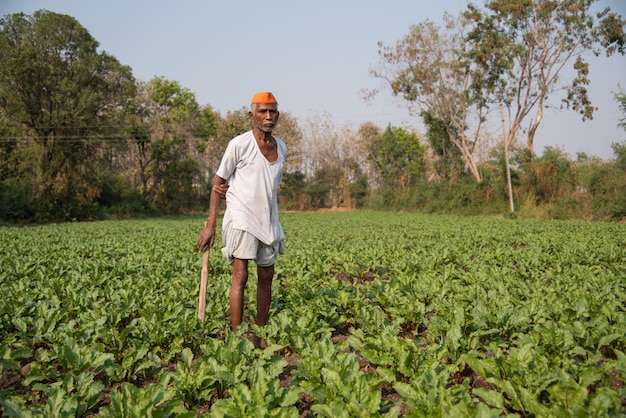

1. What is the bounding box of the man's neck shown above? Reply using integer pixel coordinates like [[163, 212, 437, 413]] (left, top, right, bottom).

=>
[[253, 129, 273, 143]]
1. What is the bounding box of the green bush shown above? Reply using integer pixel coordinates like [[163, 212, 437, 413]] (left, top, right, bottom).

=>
[[106, 192, 152, 218], [0, 179, 34, 222]]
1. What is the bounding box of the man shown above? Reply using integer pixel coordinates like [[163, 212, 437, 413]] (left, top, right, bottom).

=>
[[197, 91, 286, 348]]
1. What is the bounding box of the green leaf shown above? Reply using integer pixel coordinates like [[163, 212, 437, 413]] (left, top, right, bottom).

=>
[[597, 333, 620, 348], [472, 387, 505, 409], [0, 398, 34, 418]]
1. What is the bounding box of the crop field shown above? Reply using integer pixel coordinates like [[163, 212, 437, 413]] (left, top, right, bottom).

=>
[[1, 212, 625, 417]]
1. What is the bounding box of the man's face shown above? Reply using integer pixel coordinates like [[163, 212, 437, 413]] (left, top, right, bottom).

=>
[[250, 103, 279, 133]]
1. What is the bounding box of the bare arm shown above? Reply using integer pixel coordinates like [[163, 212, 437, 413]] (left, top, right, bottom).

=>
[[196, 176, 227, 251], [212, 180, 229, 199]]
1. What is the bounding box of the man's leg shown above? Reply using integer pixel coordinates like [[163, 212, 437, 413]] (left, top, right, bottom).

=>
[[256, 264, 274, 326], [254, 264, 274, 348], [230, 258, 248, 331]]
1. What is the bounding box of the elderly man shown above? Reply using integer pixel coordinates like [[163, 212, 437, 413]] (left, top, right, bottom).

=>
[[197, 92, 286, 348]]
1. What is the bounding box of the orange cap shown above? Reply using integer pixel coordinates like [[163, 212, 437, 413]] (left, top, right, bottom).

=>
[[251, 91, 277, 104]]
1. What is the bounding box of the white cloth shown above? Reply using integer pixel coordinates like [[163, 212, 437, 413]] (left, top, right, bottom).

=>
[[216, 130, 286, 246], [220, 223, 281, 266]]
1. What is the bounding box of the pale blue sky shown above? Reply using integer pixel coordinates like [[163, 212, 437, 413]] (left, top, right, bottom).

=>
[[2, 0, 625, 159]]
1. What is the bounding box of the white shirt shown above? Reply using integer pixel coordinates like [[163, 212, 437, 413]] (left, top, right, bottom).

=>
[[216, 130, 286, 245]]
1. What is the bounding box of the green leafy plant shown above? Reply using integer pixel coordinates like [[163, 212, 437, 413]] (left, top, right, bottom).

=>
[[1, 213, 624, 415]]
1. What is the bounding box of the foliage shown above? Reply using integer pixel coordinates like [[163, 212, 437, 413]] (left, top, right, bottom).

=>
[[612, 140, 626, 172], [421, 110, 464, 180], [0, 179, 33, 223], [1, 213, 625, 415], [369, 15, 485, 182], [279, 171, 308, 211], [616, 89, 626, 132], [126, 77, 204, 214], [273, 112, 304, 175], [0, 9, 625, 223], [348, 167, 370, 208], [368, 125, 425, 192], [297, 114, 370, 209], [464, 0, 626, 155], [0, 10, 136, 221], [306, 164, 342, 209], [520, 146, 577, 203]]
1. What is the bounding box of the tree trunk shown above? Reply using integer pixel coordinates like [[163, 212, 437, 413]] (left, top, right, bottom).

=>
[[448, 132, 482, 182], [501, 104, 515, 213], [526, 97, 544, 157]]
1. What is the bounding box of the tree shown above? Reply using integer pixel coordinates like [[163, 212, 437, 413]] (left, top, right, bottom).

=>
[[613, 141, 626, 172], [216, 108, 251, 146], [368, 15, 487, 182], [616, 89, 626, 133], [195, 105, 220, 189], [0, 10, 135, 220], [357, 122, 382, 189], [0, 109, 25, 181], [279, 170, 307, 210], [465, 0, 626, 156], [300, 113, 368, 208], [368, 125, 425, 193], [524, 146, 576, 203], [421, 110, 465, 180], [463, 0, 625, 213], [306, 163, 342, 209], [126, 76, 202, 213], [273, 112, 303, 174], [614, 90, 626, 172]]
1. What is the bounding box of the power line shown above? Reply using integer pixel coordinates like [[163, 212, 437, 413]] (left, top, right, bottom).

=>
[[0, 138, 133, 143]]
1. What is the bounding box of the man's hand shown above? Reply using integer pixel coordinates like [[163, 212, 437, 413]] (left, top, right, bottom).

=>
[[197, 223, 216, 252], [213, 183, 229, 199]]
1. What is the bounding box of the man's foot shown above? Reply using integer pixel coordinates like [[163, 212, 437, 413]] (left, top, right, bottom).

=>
[[253, 335, 268, 349]]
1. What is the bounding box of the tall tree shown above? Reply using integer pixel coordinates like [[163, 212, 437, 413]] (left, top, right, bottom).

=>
[[464, 0, 626, 156], [463, 0, 625, 212], [127, 76, 202, 212], [0, 10, 135, 219], [368, 15, 487, 182]]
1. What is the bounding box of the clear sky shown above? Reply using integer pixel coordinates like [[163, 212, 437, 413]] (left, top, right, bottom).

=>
[[2, 0, 625, 159]]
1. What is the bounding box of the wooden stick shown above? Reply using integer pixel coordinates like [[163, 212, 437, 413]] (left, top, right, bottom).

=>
[[197, 249, 210, 322]]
